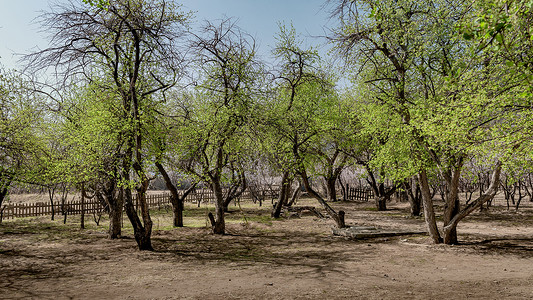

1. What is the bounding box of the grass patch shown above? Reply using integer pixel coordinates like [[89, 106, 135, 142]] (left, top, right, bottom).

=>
[[363, 207, 378, 211]]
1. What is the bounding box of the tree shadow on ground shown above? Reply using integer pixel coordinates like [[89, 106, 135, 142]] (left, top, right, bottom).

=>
[[150, 223, 388, 280], [457, 237, 533, 258]]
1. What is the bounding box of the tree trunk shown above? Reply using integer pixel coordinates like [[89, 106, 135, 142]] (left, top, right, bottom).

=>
[[376, 196, 387, 210], [155, 162, 197, 227], [286, 181, 302, 207], [98, 180, 122, 239], [108, 194, 123, 239], [272, 172, 289, 218], [443, 162, 502, 241], [80, 183, 85, 230], [0, 187, 8, 209], [221, 169, 247, 213], [442, 161, 463, 245], [418, 170, 442, 244], [405, 178, 422, 216], [300, 170, 346, 228], [325, 176, 338, 202], [365, 168, 395, 211], [210, 179, 226, 235], [47, 186, 55, 221], [338, 176, 347, 201], [124, 187, 153, 250], [443, 197, 460, 245], [122, 160, 153, 251]]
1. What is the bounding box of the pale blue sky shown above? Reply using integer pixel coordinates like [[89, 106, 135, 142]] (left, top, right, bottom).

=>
[[0, 0, 335, 70]]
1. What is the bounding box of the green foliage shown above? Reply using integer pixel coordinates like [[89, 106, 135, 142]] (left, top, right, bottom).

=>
[[0, 69, 47, 189], [167, 19, 261, 189], [82, 0, 109, 9], [43, 81, 126, 186], [455, 0, 533, 171], [255, 24, 350, 182]]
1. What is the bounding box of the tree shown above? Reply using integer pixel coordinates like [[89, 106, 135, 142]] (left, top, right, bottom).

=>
[[26, 0, 191, 250], [0, 68, 46, 209], [46, 81, 126, 237], [460, 0, 533, 174], [152, 100, 200, 228], [178, 19, 260, 234], [330, 0, 503, 244], [260, 25, 347, 227]]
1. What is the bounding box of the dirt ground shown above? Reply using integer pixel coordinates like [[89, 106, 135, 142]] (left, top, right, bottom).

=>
[[1, 196, 533, 299]]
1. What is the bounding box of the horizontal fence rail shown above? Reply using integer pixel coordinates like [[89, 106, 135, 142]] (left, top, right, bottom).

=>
[[0, 188, 280, 220]]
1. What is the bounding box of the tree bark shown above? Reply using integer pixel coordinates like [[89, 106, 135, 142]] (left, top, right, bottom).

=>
[[325, 176, 338, 202], [211, 178, 226, 235], [47, 185, 55, 221], [366, 168, 395, 211], [221, 170, 247, 213], [98, 179, 122, 239], [442, 161, 502, 243], [286, 181, 302, 207], [338, 176, 347, 201], [272, 171, 289, 218], [122, 160, 153, 251], [442, 160, 463, 245], [418, 170, 442, 244], [80, 183, 85, 230], [155, 162, 197, 227], [405, 178, 422, 217], [300, 170, 346, 228], [0, 186, 8, 208]]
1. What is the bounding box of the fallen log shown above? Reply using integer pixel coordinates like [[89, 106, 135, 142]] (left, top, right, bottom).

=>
[[332, 226, 426, 239]]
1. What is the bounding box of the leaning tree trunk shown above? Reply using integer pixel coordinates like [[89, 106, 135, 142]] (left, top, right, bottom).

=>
[[365, 168, 395, 211], [156, 162, 182, 227], [338, 176, 347, 201], [221, 170, 247, 213], [123, 188, 153, 250], [122, 161, 153, 251], [286, 181, 302, 207], [300, 170, 346, 228], [418, 170, 442, 244], [272, 172, 289, 218]]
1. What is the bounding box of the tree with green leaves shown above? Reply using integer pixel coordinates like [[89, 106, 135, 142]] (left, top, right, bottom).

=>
[[331, 0, 503, 244], [0, 68, 46, 209], [152, 90, 200, 227], [26, 0, 191, 250], [176, 19, 260, 234], [44, 81, 127, 237], [261, 25, 347, 227]]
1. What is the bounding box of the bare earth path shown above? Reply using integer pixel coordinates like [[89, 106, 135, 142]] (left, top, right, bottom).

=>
[[1, 199, 533, 299]]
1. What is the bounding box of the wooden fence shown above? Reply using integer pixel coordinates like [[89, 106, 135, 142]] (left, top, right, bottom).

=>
[[0, 188, 279, 220], [346, 186, 374, 202]]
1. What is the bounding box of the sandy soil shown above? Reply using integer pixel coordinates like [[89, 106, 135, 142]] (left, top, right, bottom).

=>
[[1, 198, 533, 299]]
